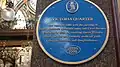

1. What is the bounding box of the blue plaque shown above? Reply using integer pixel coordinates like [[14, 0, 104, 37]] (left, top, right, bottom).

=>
[[36, 0, 109, 64]]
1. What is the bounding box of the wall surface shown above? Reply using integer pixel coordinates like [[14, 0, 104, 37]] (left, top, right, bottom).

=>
[[118, 0, 120, 13], [31, 0, 118, 67]]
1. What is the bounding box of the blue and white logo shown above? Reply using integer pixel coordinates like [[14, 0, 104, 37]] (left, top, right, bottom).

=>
[[65, 45, 81, 56], [66, 0, 79, 13]]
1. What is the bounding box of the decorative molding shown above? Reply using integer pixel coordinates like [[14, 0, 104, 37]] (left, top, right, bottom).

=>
[[111, 0, 120, 66], [0, 29, 33, 36]]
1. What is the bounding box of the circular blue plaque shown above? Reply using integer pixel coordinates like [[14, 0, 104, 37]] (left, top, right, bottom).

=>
[[36, 0, 109, 64]]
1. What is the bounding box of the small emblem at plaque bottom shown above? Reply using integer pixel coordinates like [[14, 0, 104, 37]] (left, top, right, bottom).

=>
[[65, 45, 81, 55]]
